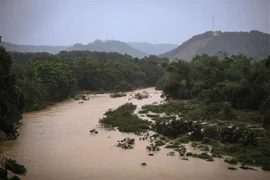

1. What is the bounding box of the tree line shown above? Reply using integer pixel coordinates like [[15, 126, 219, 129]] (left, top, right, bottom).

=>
[[160, 53, 270, 128]]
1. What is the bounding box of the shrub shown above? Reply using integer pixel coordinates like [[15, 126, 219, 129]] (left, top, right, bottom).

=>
[[224, 157, 238, 165], [203, 126, 219, 140], [178, 135, 190, 144], [155, 140, 166, 146], [228, 167, 237, 170]]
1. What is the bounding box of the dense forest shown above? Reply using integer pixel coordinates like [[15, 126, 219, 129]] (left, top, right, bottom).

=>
[[161, 30, 270, 61], [160, 53, 269, 112], [157, 53, 270, 130], [9, 50, 167, 112]]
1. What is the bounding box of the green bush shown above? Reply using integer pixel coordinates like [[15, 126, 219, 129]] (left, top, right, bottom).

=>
[[228, 167, 237, 170], [203, 126, 219, 140], [155, 140, 166, 146], [100, 103, 150, 133], [224, 157, 238, 165], [178, 135, 190, 144]]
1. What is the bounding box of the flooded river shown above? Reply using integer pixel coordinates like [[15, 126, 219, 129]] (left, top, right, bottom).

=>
[[0, 88, 269, 180]]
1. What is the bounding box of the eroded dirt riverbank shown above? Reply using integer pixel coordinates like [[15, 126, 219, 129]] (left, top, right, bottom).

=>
[[0, 88, 269, 180]]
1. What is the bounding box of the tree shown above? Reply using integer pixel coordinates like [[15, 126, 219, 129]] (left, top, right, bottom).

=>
[[0, 46, 24, 139], [0, 158, 27, 180]]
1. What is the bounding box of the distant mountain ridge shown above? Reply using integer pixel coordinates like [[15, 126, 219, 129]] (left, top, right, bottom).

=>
[[1, 41, 69, 54], [1, 40, 149, 58], [126, 42, 178, 55], [67, 39, 148, 58], [160, 30, 270, 61]]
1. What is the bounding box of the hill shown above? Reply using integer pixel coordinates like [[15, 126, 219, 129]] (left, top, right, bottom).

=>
[[160, 30, 270, 61], [126, 42, 178, 55], [1, 41, 69, 54], [67, 40, 148, 58]]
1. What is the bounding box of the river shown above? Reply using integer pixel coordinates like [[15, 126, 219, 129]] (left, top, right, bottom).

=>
[[0, 88, 269, 180]]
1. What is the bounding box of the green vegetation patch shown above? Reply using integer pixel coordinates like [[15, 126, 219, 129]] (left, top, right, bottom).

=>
[[146, 144, 161, 151], [141, 101, 194, 115], [239, 165, 256, 171], [116, 137, 135, 149], [1, 158, 27, 177], [224, 157, 238, 165], [191, 142, 198, 147], [176, 147, 187, 156], [155, 140, 166, 146], [198, 145, 210, 152], [178, 135, 190, 144], [192, 153, 214, 162], [228, 167, 237, 170], [99, 103, 150, 133]]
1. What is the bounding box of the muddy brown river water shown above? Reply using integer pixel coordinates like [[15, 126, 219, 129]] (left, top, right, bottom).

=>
[[0, 88, 269, 180]]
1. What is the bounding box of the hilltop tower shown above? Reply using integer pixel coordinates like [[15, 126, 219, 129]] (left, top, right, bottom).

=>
[[212, 17, 219, 36]]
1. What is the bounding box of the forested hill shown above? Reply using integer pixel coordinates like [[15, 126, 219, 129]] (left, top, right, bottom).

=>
[[127, 42, 178, 55], [1, 41, 69, 54], [67, 40, 148, 58], [160, 30, 270, 61]]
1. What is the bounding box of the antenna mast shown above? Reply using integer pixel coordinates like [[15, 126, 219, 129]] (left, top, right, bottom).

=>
[[212, 17, 215, 35]]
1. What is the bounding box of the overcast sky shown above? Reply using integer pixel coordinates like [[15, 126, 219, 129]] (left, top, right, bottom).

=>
[[0, 0, 269, 45]]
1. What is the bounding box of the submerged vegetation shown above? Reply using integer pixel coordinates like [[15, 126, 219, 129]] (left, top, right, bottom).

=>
[[116, 137, 135, 149], [139, 100, 270, 170], [99, 103, 150, 133]]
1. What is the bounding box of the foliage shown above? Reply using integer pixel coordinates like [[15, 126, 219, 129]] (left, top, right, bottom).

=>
[[191, 152, 213, 161], [0, 46, 25, 139], [0, 158, 27, 180], [146, 144, 160, 151], [9, 51, 166, 111], [224, 157, 238, 165], [154, 140, 166, 146], [140, 98, 270, 169], [203, 126, 219, 140], [116, 138, 135, 149], [228, 167, 237, 170], [99, 103, 150, 133], [161, 54, 270, 111]]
